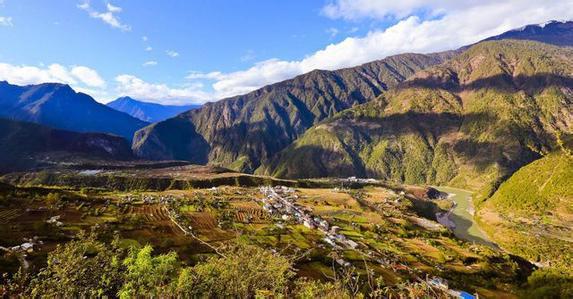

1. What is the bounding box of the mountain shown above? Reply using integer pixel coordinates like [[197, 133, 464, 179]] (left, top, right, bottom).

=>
[[107, 96, 200, 123], [132, 52, 455, 172], [0, 82, 148, 140], [264, 40, 573, 198], [477, 150, 572, 269], [0, 118, 133, 173], [482, 20, 573, 46]]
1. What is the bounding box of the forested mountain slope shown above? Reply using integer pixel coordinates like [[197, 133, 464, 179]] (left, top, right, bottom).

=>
[[264, 41, 573, 198], [0, 118, 133, 173], [477, 150, 572, 269], [132, 52, 454, 172]]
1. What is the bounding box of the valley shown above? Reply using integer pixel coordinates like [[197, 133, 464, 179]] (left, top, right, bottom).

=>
[[435, 187, 496, 249], [0, 172, 532, 298], [0, 16, 572, 298]]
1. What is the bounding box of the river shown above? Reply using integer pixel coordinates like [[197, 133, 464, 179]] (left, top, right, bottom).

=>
[[435, 186, 498, 249]]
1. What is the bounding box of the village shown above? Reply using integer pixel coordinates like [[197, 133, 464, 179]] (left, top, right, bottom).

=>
[[259, 186, 359, 251], [0, 186, 470, 298], [258, 185, 477, 299]]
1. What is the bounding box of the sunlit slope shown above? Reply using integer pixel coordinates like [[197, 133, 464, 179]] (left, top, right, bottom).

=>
[[265, 40, 573, 199], [478, 152, 573, 268], [132, 52, 454, 172]]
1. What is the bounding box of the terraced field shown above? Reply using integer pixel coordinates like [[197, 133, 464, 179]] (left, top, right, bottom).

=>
[[0, 183, 538, 298], [0, 209, 23, 224], [234, 207, 271, 223], [125, 205, 171, 222], [187, 212, 217, 229]]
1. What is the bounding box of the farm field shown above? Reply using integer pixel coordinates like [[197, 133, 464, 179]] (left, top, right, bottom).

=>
[[0, 182, 533, 298]]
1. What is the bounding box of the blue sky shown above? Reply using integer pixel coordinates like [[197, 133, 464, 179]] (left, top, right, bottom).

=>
[[0, 0, 572, 104]]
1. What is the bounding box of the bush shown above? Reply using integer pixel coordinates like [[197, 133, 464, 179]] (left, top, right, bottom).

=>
[[523, 268, 573, 299], [27, 233, 124, 298]]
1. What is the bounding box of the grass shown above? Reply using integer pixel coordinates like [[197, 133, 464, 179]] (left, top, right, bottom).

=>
[[478, 152, 573, 269]]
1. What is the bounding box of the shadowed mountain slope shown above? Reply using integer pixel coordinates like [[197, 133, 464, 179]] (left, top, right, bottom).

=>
[[0, 118, 133, 173], [264, 41, 573, 199], [132, 52, 454, 172], [0, 82, 148, 140]]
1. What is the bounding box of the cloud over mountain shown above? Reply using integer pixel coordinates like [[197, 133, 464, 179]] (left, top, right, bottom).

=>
[[180, 0, 573, 101]]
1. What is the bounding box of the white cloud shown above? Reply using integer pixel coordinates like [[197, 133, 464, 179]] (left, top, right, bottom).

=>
[[70, 66, 106, 87], [78, 1, 131, 31], [142, 35, 148, 42], [115, 74, 210, 105], [0, 16, 12, 26], [183, 0, 573, 100], [326, 27, 339, 38], [166, 50, 179, 58], [106, 3, 122, 13], [145, 46, 153, 51], [185, 71, 225, 80], [321, 0, 499, 20], [142, 60, 158, 67], [240, 50, 256, 62], [0, 62, 108, 98]]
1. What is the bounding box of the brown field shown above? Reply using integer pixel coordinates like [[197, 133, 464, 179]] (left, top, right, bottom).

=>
[[187, 212, 217, 229], [125, 205, 171, 222], [234, 207, 270, 223], [0, 209, 24, 224]]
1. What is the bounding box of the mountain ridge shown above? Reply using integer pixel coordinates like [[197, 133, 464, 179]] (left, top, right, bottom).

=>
[[107, 96, 200, 123], [132, 51, 456, 172], [264, 40, 573, 198], [481, 20, 573, 46], [0, 81, 148, 140]]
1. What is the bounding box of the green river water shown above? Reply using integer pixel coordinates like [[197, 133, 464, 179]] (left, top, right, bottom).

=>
[[436, 187, 498, 248]]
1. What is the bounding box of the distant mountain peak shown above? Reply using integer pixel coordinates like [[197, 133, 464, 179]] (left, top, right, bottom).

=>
[[0, 81, 148, 140], [482, 20, 573, 47], [107, 96, 200, 123]]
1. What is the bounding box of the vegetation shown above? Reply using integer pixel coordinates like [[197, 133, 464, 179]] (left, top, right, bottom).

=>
[[266, 40, 573, 198], [478, 152, 573, 269], [132, 52, 453, 172], [522, 268, 573, 299], [0, 183, 542, 297], [2, 232, 464, 298]]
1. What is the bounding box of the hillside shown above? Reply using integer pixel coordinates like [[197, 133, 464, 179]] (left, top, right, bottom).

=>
[[107, 96, 200, 123], [264, 40, 573, 198], [0, 82, 148, 140], [478, 152, 573, 268], [0, 118, 133, 173], [132, 52, 454, 172]]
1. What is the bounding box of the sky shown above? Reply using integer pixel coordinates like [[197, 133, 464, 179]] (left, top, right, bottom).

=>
[[0, 0, 572, 105]]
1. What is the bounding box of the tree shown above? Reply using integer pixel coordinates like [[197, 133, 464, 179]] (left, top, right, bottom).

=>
[[119, 245, 180, 298], [28, 233, 124, 298], [173, 243, 294, 298], [293, 278, 351, 299]]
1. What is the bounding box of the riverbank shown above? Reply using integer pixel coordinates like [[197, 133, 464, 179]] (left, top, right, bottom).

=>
[[435, 187, 498, 249]]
